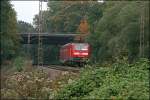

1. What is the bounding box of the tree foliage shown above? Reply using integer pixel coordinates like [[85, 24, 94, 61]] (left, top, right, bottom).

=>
[[33, 1, 103, 33], [33, 11, 48, 32], [17, 21, 36, 33], [0, 0, 20, 62], [32, 1, 150, 63], [88, 1, 149, 63], [55, 59, 150, 99]]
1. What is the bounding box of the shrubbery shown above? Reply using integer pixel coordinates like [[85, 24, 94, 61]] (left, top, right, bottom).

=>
[[1, 69, 52, 99], [1, 59, 149, 99], [1, 63, 78, 99], [13, 56, 25, 72], [54, 59, 150, 99]]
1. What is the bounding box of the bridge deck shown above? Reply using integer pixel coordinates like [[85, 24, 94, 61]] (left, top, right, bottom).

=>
[[20, 33, 79, 45]]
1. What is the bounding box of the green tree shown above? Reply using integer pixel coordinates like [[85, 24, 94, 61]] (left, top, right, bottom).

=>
[[88, 1, 149, 63], [33, 1, 103, 33], [33, 11, 49, 32], [17, 21, 36, 33], [0, 0, 20, 62]]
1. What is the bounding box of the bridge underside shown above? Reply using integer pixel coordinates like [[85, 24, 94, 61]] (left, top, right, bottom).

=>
[[21, 33, 78, 45]]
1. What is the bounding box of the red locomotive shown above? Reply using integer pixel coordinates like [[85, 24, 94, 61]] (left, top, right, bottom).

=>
[[59, 43, 91, 66]]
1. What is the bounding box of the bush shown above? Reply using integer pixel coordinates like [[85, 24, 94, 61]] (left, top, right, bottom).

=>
[[1, 64, 79, 99], [54, 59, 150, 99], [13, 57, 25, 72], [1, 69, 52, 99], [1, 59, 149, 99]]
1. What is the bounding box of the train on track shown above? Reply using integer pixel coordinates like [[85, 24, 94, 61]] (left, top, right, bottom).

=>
[[59, 43, 91, 66]]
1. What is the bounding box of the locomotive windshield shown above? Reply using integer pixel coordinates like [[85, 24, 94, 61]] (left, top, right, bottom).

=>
[[74, 43, 88, 50]]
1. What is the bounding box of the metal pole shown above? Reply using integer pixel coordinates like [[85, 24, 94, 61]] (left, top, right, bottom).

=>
[[27, 33, 31, 57], [139, 3, 145, 58], [38, 0, 43, 67]]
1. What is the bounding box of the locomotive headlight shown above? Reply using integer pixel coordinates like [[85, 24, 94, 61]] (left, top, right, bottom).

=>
[[73, 52, 88, 55], [74, 52, 80, 55]]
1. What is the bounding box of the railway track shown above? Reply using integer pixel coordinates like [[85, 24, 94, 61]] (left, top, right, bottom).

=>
[[35, 64, 80, 80], [40, 65, 81, 73]]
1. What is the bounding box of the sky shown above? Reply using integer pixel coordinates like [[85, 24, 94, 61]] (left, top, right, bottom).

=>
[[11, 1, 48, 25]]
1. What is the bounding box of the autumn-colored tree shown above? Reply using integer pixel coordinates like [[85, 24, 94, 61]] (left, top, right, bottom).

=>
[[33, 1, 103, 33], [75, 18, 90, 42], [78, 18, 89, 34]]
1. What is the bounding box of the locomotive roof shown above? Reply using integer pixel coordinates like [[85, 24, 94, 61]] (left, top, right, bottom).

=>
[[62, 43, 89, 47]]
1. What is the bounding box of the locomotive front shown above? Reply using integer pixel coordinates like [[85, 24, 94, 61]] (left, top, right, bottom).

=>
[[60, 43, 91, 66], [72, 43, 90, 63]]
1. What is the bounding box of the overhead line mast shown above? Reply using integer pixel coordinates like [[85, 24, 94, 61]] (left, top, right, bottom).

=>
[[139, 2, 145, 58], [38, 0, 43, 67]]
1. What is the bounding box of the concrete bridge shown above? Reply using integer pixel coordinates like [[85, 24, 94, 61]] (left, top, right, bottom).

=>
[[20, 33, 79, 45]]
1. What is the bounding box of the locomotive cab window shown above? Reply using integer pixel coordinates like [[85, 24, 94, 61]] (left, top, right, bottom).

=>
[[74, 43, 88, 50]]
